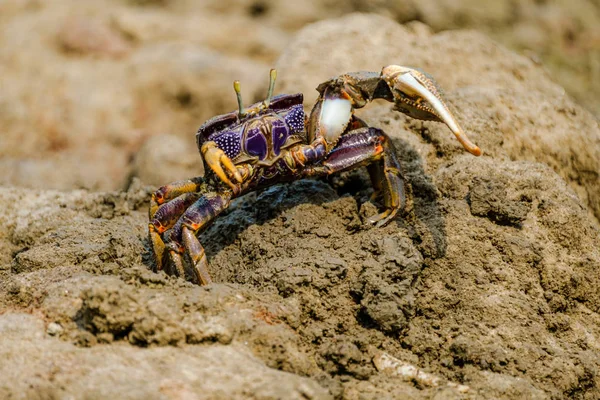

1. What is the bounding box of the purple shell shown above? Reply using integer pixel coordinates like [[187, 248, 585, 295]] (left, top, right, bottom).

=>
[[196, 111, 238, 148], [195, 93, 305, 162], [208, 127, 243, 159], [268, 93, 303, 112], [284, 105, 304, 133], [271, 119, 289, 156], [246, 127, 268, 160]]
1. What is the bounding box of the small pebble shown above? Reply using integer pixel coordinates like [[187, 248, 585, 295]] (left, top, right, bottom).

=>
[[47, 322, 64, 336]]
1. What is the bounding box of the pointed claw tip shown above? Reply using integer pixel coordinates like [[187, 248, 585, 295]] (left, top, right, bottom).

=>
[[455, 134, 482, 156], [471, 146, 482, 157]]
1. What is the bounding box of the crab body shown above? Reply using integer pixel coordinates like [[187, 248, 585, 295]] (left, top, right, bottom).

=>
[[197, 94, 306, 166], [196, 94, 309, 192], [149, 66, 482, 285]]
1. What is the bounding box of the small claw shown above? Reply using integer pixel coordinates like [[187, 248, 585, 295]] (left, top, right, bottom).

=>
[[220, 153, 243, 184], [201, 141, 243, 191], [381, 65, 482, 156]]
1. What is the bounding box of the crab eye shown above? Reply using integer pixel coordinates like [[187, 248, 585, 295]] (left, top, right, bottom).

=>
[[284, 105, 305, 134]]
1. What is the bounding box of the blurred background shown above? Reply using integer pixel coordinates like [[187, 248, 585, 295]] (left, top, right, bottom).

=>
[[1, 0, 599, 191]]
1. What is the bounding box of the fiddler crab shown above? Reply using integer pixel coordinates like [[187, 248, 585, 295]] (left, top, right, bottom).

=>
[[149, 65, 482, 285]]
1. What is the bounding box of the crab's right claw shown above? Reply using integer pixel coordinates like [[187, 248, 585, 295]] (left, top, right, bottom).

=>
[[201, 141, 243, 191], [381, 65, 482, 156]]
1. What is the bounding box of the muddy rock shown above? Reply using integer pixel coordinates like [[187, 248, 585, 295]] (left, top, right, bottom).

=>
[[0, 312, 330, 400], [1, 156, 599, 399], [468, 176, 531, 227]]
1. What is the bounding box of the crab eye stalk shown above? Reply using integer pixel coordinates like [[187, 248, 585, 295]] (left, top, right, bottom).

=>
[[233, 80, 246, 117], [264, 68, 277, 107]]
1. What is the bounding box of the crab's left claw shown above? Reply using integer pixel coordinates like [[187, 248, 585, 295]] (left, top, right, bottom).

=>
[[381, 65, 482, 156], [201, 141, 243, 192]]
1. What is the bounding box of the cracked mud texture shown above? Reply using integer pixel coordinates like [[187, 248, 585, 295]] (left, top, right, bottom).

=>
[[1, 11, 600, 400]]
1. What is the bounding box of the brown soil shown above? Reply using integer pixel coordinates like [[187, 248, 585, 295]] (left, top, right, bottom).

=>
[[1, 4, 600, 400]]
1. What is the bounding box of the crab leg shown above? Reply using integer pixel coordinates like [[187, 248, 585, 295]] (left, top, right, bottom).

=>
[[149, 226, 167, 272], [149, 177, 205, 271], [348, 116, 388, 202], [149, 193, 201, 269], [167, 192, 232, 285], [149, 177, 204, 217], [165, 236, 186, 278], [305, 127, 405, 227], [151, 193, 201, 232]]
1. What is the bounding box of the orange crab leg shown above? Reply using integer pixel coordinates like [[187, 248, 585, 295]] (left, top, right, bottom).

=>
[[149, 177, 204, 218], [168, 192, 232, 284], [149, 177, 205, 271]]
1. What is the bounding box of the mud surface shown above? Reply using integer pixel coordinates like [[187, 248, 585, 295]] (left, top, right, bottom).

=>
[[2, 156, 600, 399], [1, 6, 600, 400]]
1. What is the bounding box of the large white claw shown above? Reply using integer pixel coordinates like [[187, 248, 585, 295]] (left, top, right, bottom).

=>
[[382, 65, 482, 156], [319, 97, 352, 145]]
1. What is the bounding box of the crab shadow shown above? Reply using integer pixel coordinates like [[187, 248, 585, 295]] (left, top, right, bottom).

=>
[[391, 137, 448, 260], [198, 137, 447, 268]]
